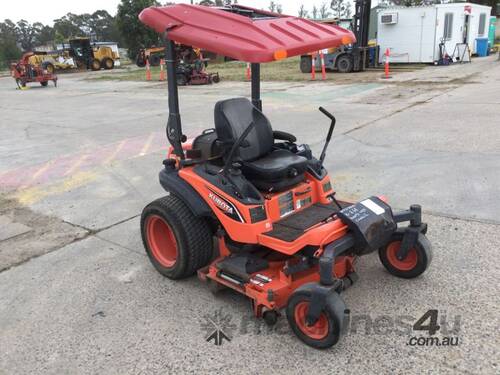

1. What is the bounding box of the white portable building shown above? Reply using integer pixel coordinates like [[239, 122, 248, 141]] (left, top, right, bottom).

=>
[[377, 3, 492, 63]]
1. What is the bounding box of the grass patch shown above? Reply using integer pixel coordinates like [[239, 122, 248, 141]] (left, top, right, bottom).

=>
[[86, 56, 422, 83], [88, 57, 320, 82]]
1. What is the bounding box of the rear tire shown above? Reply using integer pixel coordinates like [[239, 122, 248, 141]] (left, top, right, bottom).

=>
[[101, 57, 114, 70], [90, 58, 101, 71], [40, 81, 48, 87], [379, 232, 432, 279], [136, 58, 146, 68], [141, 195, 213, 279], [41, 61, 55, 74], [336, 54, 353, 73], [300, 55, 312, 73]]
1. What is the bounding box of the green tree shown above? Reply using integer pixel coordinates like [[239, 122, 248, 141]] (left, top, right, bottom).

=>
[[116, 0, 161, 60], [312, 5, 319, 19], [36, 25, 56, 46], [0, 19, 22, 68], [53, 11, 121, 43], [298, 4, 309, 18], [15, 20, 42, 50], [269, 1, 282, 13], [53, 13, 83, 39], [319, 2, 331, 18], [87, 10, 122, 42]]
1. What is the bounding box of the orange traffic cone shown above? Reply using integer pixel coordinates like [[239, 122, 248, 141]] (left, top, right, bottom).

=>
[[146, 58, 151, 81], [159, 59, 165, 81], [319, 50, 326, 80], [311, 53, 316, 80], [246, 62, 251, 80]]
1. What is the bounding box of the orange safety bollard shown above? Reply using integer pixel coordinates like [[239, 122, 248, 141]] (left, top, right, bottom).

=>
[[146, 58, 152, 81], [384, 48, 391, 79], [159, 59, 166, 81], [319, 50, 326, 80], [246, 62, 251, 80], [311, 53, 316, 80]]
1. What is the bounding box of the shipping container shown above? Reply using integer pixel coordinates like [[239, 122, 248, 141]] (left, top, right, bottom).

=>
[[377, 3, 492, 63]]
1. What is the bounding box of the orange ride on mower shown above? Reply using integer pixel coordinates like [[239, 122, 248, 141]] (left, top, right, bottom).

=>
[[139, 4, 432, 349]]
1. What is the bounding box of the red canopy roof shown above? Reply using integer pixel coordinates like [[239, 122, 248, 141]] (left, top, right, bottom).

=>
[[139, 4, 356, 63]]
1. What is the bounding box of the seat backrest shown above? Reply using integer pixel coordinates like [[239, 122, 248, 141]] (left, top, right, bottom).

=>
[[214, 97, 273, 161]]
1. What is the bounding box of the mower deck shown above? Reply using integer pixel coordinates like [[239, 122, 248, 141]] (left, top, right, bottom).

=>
[[198, 250, 356, 317]]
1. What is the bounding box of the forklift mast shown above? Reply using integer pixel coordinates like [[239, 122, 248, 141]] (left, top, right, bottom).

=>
[[353, 0, 371, 48]]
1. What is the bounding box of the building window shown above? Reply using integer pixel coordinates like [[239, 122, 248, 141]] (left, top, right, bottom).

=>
[[443, 13, 453, 40], [478, 13, 486, 36]]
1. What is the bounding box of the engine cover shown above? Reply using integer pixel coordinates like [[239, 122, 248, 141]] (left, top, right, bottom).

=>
[[337, 196, 396, 255]]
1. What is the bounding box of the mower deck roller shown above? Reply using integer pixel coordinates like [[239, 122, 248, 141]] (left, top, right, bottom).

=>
[[139, 4, 432, 349]]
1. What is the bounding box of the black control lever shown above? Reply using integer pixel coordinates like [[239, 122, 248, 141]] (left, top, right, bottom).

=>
[[318, 106, 336, 167]]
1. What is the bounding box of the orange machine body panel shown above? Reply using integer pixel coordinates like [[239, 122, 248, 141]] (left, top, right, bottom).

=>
[[178, 165, 349, 256]]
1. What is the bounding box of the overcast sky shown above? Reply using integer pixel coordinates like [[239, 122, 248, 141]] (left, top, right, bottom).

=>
[[0, 0, 363, 25]]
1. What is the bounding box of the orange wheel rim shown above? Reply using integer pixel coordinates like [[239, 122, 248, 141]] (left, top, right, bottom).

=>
[[146, 215, 178, 268], [386, 241, 418, 271], [294, 301, 329, 340]]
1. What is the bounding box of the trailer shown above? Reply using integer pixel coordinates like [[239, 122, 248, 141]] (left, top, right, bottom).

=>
[[377, 3, 492, 64], [10, 52, 58, 89]]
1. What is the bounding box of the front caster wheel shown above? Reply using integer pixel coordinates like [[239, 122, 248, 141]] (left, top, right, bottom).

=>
[[379, 232, 432, 279], [286, 285, 346, 349]]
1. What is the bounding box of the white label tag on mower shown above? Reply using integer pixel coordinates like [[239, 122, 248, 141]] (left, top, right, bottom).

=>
[[361, 199, 385, 215]]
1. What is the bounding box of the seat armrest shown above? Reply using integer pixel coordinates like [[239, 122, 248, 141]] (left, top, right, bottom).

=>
[[273, 130, 297, 143]]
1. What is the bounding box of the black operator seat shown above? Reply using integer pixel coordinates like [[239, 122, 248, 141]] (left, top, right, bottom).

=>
[[214, 97, 308, 192]]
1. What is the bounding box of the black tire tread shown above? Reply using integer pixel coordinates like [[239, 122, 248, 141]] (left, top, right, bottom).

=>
[[379, 232, 432, 279], [336, 54, 353, 73], [286, 284, 345, 349], [141, 194, 213, 279]]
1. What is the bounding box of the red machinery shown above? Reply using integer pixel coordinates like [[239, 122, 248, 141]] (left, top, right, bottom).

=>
[[176, 45, 220, 85], [10, 52, 58, 89]]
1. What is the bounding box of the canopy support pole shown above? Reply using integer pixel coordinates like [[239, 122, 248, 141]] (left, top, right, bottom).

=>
[[250, 63, 262, 111], [165, 35, 185, 159]]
